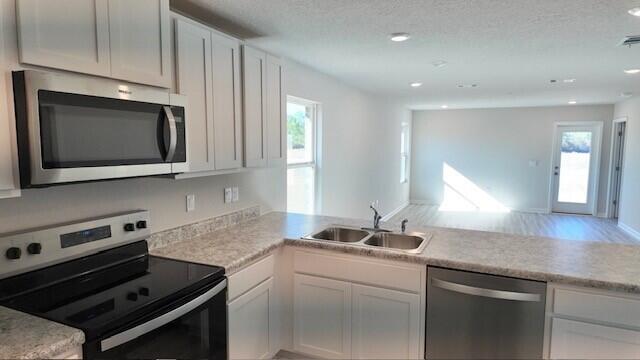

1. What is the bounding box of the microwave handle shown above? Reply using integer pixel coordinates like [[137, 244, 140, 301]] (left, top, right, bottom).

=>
[[100, 279, 226, 352], [162, 106, 177, 161]]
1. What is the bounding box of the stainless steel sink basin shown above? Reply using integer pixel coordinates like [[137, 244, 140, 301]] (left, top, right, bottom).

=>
[[305, 227, 370, 243], [364, 232, 428, 253]]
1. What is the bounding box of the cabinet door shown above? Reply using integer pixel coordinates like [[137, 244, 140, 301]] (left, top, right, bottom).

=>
[[550, 318, 640, 359], [16, 0, 111, 76], [242, 46, 267, 168], [175, 19, 214, 172], [352, 284, 421, 359], [293, 274, 351, 359], [211, 31, 243, 170], [265, 54, 284, 167], [228, 277, 276, 360], [108, 0, 171, 87]]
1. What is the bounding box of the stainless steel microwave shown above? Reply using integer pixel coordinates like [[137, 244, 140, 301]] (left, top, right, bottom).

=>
[[12, 70, 188, 188]]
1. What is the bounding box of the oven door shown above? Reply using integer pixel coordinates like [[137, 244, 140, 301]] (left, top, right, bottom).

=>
[[89, 278, 227, 360], [13, 70, 188, 187]]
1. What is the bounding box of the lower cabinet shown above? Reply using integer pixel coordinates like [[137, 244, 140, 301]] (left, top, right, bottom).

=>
[[293, 274, 352, 359], [549, 318, 640, 359], [228, 277, 276, 359], [293, 272, 423, 360], [352, 284, 421, 360], [546, 284, 640, 359]]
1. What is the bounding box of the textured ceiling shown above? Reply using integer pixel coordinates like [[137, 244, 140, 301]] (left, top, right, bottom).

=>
[[172, 0, 640, 109]]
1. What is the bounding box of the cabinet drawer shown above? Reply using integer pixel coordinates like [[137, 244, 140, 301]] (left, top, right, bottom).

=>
[[552, 286, 640, 328], [294, 250, 422, 293], [550, 318, 640, 359], [228, 254, 275, 301]]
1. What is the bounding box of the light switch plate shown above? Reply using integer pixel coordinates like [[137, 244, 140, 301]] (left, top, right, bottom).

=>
[[186, 194, 195, 212], [232, 187, 239, 202], [224, 188, 233, 203]]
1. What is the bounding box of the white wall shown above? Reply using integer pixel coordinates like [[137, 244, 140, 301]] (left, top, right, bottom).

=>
[[410, 105, 615, 213], [614, 97, 640, 236], [284, 60, 411, 220]]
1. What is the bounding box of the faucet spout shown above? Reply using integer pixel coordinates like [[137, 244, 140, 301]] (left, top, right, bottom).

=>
[[370, 204, 382, 229]]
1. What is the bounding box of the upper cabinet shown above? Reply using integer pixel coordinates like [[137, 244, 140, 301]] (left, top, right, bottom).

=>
[[265, 54, 285, 167], [242, 46, 285, 168], [107, 0, 171, 87], [174, 16, 243, 174], [16, 0, 171, 88]]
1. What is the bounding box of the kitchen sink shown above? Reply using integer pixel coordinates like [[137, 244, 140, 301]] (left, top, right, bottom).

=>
[[364, 232, 428, 254], [305, 227, 370, 243]]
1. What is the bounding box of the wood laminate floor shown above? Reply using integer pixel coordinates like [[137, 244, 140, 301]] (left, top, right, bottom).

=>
[[389, 204, 639, 244]]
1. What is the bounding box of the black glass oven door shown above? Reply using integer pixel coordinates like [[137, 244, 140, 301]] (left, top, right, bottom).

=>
[[91, 280, 227, 360]]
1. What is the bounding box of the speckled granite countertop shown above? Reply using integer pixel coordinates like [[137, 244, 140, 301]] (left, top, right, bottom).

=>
[[0, 306, 84, 359], [152, 211, 640, 293]]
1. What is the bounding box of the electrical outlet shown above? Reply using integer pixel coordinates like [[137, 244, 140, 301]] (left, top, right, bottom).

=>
[[232, 187, 239, 202], [224, 188, 233, 203], [186, 194, 195, 212]]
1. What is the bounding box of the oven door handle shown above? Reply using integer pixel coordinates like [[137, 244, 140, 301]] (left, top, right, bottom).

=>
[[100, 279, 226, 352], [162, 105, 178, 162]]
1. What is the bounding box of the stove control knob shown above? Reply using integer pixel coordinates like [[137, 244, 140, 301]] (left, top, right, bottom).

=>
[[139, 287, 150, 296], [6, 247, 21, 260], [27, 243, 42, 255], [136, 221, 147, 229], [124, 223, 136, 232], [126, 292, 138, 301]]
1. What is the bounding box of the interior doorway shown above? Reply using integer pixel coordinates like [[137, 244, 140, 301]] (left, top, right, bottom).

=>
[[606, 118, 627, 220], [551, 122, 603, 215]]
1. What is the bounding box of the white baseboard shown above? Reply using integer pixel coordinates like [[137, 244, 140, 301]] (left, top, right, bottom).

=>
[[596, 212, 608, 218], [619, 222, 640, 241], [407, 200, 549, 215], [409, 199, 434, 205], [381, 201, 410, 221]]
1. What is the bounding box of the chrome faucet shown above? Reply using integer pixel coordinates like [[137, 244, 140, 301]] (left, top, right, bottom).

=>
[[370, 204, 382, 229], [401, 219, 408, 233]]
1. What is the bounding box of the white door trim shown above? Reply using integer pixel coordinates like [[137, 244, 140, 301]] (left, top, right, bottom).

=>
[[605, 117, 628, 219], [548, 121, 603, 216]]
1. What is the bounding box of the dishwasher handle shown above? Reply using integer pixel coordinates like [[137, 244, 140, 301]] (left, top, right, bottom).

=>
[[431, 277, 542, 302]]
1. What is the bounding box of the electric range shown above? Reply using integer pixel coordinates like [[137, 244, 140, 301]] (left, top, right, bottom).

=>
[[0, 211, 227, 359]]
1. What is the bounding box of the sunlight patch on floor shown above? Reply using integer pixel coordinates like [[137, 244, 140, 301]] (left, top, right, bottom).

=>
[[439, 163, 510, 213]]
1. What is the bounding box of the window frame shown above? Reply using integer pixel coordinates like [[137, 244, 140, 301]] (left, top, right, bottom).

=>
[[286, 97, 317, 168], [400, 122, 410, 184]]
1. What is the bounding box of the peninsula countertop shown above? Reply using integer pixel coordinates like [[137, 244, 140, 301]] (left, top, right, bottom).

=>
[[151, 211, 640, 293]]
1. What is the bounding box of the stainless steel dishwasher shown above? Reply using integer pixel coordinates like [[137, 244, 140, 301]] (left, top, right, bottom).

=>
[[426, 267, 547, 359]]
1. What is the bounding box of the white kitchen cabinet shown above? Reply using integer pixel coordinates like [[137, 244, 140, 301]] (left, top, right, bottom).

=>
[[210, 31, 243, 170], [0, 3, 19, 199], [175, 16, 243, 174], [265, 54, 285, 167], [228, 277, 277, 360], [16, 0, 170, 87], [549, 318, 640, 359], [352, 284, 421, 359], [294, 274, 352, 359], [242, 46, 267, 168], [175, 18, 214, 172], [16, 0, 111, 76], [108, 0, 171, 87]]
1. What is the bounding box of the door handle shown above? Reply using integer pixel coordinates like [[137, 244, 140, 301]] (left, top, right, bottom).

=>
[[163, 106, 177, 161], [431, 278, 542, 302]]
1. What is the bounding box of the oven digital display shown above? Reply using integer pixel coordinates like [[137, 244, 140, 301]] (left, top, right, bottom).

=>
[[60, 225, 112, 248]]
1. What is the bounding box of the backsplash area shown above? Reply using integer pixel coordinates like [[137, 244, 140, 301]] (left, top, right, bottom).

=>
[[147, 205, 262, 250]]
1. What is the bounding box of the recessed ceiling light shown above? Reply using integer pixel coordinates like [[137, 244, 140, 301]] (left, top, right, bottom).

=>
[[563, 78, 577, 83], [390, 33, 410, 42], [410, 82, 422, 88], [431, 60, 448, 68], [624, 69, 640, 74], [568, 100, 577, 105], [621, 92, 634, 98], [629, 8, 640, 17], [441, 105, 449, 109], [457, 84, 478, 88]]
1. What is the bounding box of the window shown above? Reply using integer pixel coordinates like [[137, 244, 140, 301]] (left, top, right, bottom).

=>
[[287, 97, 318, 214], [400, 122, 410, 183]]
